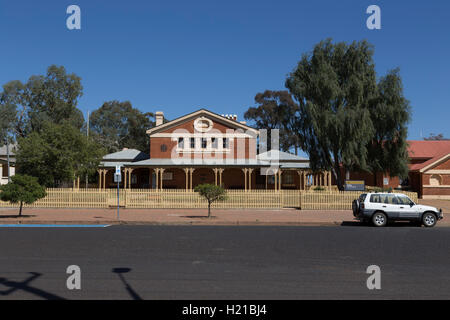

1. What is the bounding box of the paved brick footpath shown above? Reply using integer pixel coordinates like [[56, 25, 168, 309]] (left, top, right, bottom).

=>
[[0, 199, 448, 226]]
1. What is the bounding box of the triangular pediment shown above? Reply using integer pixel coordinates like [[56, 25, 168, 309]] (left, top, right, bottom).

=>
[[146, 109, 258, 135]]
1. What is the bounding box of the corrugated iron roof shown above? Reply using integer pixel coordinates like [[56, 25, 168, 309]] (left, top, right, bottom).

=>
[[257, 150, 309, 162], [407, 140, 450, 171], [102, 149, 149, 161]]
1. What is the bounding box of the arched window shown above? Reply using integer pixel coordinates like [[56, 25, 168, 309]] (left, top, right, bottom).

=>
[[429, 174, 442, 186]]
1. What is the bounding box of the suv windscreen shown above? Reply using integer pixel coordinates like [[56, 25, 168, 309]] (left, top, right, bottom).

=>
[[359, 194, 367, 202]]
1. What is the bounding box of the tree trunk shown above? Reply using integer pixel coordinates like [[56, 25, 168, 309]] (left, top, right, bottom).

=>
[[19, 201, 23, 217], [6, 139, 11, 183], [373, 171, 377, 187], [333, 165, 344, 191], [208, 202, 211, 218]]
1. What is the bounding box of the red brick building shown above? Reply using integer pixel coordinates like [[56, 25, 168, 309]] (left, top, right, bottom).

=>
[[98, 109, 332, 190], [407, 141, 450, 199], [345, 140, 450, 199]]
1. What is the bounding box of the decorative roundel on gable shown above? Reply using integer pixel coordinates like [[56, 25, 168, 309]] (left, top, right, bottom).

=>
[[194, 117, 213, 132]]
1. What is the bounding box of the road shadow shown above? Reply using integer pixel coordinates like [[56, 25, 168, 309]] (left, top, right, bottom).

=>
[[112, 268, 142, 300], [0, 215, 36, 219], [341, 221, 370, 227], [341, 221, 421, 228], [0, 272, 66, 300], [181, 216, 216, 219]]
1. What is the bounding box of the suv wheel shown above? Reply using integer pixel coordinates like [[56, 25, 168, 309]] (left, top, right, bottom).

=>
[[352, 199, 360, 217], [372, 212, 387, 227], [422, 212, 437, 228]]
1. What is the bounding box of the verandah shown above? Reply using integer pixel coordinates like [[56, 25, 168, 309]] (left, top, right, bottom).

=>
[[96, 167, 334, 191]]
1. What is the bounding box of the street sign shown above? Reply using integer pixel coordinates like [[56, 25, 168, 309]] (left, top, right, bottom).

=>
[[115, 165, 121, 221], [344, 180, 365, 191]]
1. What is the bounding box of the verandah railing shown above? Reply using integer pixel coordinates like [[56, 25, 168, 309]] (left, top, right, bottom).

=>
[[0, 188, 418, 210]]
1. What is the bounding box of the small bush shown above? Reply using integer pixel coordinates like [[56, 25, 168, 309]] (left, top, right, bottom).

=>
[[194, 184, 227, 218], [0, 174, 46, 216]]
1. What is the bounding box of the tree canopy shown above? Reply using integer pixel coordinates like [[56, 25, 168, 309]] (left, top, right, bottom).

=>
[[366, 68, 411, 181], [0, 65, 84, 139], [0, 102, 16, 144], [285, 39, 411, 190], [90, 101, 154, 153], [16, 122, 105, 187], [244, 90, 303, 154], [0, 174, 46, 216], [424, 133, 449, 141]]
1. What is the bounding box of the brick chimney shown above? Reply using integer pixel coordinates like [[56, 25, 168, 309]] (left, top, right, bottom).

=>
[[221, 114, 238, 121], [155, 111, 164, 126]]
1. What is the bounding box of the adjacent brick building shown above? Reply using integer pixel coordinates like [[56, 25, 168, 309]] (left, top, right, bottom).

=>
[[344, 140, 450, 199]]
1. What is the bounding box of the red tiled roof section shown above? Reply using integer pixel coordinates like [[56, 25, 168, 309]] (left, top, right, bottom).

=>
[[407, 140, 450, 171]]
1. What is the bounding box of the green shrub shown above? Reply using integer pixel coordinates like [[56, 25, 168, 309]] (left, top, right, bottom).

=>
[[0, 174, 46, 216], [194, 184, 227, 218]]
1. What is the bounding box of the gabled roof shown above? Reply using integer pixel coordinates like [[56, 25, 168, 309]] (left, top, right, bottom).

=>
[[407, 140, 450, 171], [410, 152, 450, 172], [0, 144, 16, 163], [407, 140, 450, 159], [146, 109, 259, 135], [0, 144, 16, 156], [102, 148, 149, 162], [257, 150, 309, 162]]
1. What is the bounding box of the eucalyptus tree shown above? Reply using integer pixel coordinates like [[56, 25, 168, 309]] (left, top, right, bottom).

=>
[[90, 101, 154, 153], [244, 90, 303, 154], [366, 68, 411, 184], [286, 39, 411, 190], [0, 65, 84, 138], [16, 122, 105, 187], [286, 39, 378, 190]]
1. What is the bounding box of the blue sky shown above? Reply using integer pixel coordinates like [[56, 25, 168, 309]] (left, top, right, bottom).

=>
[[1, 0, 449, 140]]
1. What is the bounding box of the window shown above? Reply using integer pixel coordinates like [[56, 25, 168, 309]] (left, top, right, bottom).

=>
[[223, 138, 229, 149], [370, 194, 399, 204], [396, 195, 414, 206], [211, 137, 218, 149], [201, 138, 207, 149], [430, 175, 442, 186], [178, 137, 184, 149], [282, 173, 294, 184], [160, 144, 167, 152], [370, 194, 381, 203], [190, 137, 195, 149], [163, 172, 173, 181], [375, 194, 397, 204]]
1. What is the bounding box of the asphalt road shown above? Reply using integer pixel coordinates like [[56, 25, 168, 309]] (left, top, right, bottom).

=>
[[0, 225, 450, 300]]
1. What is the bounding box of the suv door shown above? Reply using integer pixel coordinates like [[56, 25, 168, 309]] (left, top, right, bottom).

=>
[[379, 194, 399, 218], [368, 194, 383, 214], [396, 195, 420, 219]]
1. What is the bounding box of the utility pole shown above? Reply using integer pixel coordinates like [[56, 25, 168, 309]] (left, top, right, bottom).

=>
[[5, 138, 11, 183], [86, 110, 89, 189]]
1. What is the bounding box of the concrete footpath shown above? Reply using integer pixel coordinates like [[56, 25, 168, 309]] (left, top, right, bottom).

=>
[[0, 198, 448, 226]]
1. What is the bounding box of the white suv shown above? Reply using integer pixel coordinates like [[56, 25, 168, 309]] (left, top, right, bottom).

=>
[[353, 193, 443, 227]]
